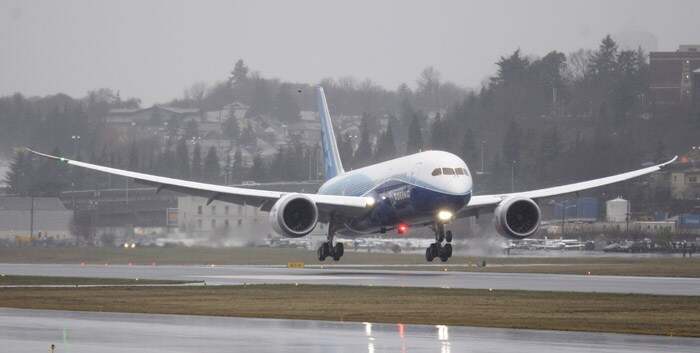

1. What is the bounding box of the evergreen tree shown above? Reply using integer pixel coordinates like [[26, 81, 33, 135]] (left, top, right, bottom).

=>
[[4, 150, 35, 196], [459, 128, 477, 170], [352, 115, 373, 168], [336, 133, 353, 169], [222, 113, 240, 147], [232, 147, 243, 183], [406, 114, 424, 154], [203, 146, 221, 183], [191, 143, 202, 181], [373, 125, 397, 162], [183, 120, 199, 139], [228, 59, 249, 87], [248, 154, 266, 181], [502, 119, 523, 164], [175, 138, 190, 179], [240, 122, 256, 146]]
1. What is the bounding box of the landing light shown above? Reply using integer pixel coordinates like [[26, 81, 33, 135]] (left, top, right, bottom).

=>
[[438, 210, 453, 221], [365, 197, 375, 207]]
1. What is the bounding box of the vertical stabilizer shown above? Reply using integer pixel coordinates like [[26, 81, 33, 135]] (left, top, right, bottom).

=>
[[316, 86, 345, 180]]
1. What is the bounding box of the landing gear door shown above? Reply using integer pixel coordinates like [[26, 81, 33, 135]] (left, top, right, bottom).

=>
[[410, 162, 423, 184]]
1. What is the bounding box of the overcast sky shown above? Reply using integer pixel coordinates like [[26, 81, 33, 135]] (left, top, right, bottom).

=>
[[1, 0, 698, 105]]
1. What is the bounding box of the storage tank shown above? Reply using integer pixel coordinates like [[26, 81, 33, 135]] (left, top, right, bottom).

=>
[[606, 197, 629, 222], [576, 197, 598, 220]]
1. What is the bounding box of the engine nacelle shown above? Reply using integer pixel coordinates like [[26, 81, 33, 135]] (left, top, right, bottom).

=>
[[493, 196, 541, 239], [269, 194, 319, 238]]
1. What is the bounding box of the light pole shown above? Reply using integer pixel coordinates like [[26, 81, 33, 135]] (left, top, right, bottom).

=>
[[480, 140, 486, 174], [71, 135, 80, 157], [511, 160, 517, 192]]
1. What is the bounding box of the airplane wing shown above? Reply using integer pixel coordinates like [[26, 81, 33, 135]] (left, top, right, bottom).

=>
[[26, 149, 374, 218], [458, 156, 677, 217]]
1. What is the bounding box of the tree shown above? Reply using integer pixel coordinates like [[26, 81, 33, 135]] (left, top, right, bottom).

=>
[[502, 119, 523, 164], [4, 149, 35, 196], [232, 147, 244, 183], [240, 122, 256, 146], [248, 154, 266, 181], [430, 113, 451, 151], [175, 138, 190, 179], [273, 83, 301, 122], [373, 125, 397, 163], [191, 143, 202, 181], [245, 75, 273, 118], [353, 115, 373, 168], [228, 59, 249, 87], [417, 66, 441, 108], [183, 120, 199, 140], [203, 146, 221, 183], [222, 113, 241, 146], [492, 49, 529, 86], [459, 128, 477, 169], [406, 114, 424, 154], [183, 81, 208, 111]]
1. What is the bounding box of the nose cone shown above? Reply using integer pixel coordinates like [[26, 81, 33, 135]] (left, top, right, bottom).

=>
[[443, 176, 472, 195]]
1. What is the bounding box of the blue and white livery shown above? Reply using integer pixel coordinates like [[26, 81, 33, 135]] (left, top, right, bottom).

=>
[[28, 86, 676, 262]]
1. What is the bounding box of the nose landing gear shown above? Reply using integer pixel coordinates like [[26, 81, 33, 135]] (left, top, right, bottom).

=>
[[425, 223, 453, 262]]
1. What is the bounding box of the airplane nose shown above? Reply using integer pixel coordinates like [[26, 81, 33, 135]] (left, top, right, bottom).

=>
[[444, 177, 471, 195]]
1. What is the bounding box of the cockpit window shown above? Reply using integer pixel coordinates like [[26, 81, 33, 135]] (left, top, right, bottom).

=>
[[442, 168, 455, 175], [462, 168, 470, 176], [431, 168, 442, 176], [455, 168, 465, 175]]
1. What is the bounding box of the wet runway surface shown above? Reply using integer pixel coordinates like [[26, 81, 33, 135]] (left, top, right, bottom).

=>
[[1, 263, 699, 295], [1, 308, 696, 353]]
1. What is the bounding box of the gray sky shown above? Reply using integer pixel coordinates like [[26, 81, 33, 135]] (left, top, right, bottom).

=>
[[1, 0, 698, 106]]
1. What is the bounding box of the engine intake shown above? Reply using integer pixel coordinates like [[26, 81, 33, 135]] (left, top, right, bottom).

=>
[[493, 196, 541, 239], [269, 194, 319, 238]]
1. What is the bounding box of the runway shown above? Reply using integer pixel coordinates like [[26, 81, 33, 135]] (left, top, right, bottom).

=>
[[1, 308, 696, 353], [1, 263, 699, 295]]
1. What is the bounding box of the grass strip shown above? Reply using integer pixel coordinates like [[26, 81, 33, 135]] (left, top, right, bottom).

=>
[[1, 284, 698, 337], [0, 275, 193, 286]]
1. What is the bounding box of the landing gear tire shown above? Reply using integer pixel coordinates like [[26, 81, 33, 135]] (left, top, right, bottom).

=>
[[439, 249, 449, 262], [444, 243, 453, 258], [318, 243, 330, 261], [445, 230, 453, 243], [426, 243, 438, 262], [332, 243, 344, 261]]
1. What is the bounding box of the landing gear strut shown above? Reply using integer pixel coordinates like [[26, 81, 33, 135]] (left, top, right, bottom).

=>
[[318, 215, 344, 261], [425, 223, 453, 262]]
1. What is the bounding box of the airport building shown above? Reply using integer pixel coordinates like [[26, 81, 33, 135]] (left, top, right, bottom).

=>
[[0, 196, 74, 243], [649, 45, 700, 105]]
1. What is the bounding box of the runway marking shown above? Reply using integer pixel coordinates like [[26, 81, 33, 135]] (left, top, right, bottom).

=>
[[185, 275, 379, 281]]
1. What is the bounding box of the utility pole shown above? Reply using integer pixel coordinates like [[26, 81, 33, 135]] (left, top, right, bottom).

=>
[[29, 194, 34, 246]]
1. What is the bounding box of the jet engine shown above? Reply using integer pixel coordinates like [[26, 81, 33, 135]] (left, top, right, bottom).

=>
[[269, 194, 319, 238], [493, 196, 541, 239]]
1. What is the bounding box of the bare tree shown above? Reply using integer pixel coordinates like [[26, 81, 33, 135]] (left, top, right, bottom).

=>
[[184, 81, 208, 112]]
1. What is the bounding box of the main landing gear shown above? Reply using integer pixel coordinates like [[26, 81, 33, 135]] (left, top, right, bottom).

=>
[[318, 216, 344, 261], [425, 223, 453, 262]]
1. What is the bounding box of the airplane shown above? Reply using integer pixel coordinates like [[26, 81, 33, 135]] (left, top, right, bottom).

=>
[[28, 86, 676, 263]]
